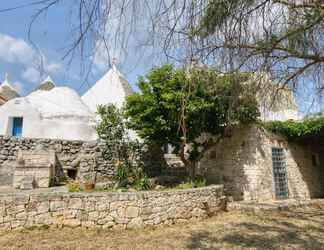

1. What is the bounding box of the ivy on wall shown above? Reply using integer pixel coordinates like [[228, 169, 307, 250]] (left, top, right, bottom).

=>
[[263, 117, 324, 141]]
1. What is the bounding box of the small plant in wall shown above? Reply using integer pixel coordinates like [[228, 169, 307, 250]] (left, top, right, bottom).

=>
[[96, 104, 148, 190]]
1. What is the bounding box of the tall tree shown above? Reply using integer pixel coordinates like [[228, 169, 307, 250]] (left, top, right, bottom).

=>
[[125, 65, 259, 176]]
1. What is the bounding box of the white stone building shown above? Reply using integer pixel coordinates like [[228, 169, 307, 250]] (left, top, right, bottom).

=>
[[0, 63, 133, 141]]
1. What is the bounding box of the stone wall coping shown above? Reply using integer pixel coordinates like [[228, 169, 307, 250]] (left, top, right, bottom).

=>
[[0, 135, 96, 143], [0, 185, 223, 201]]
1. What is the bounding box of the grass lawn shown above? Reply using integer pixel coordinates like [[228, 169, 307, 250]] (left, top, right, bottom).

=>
[[0, 205, 324, 250]]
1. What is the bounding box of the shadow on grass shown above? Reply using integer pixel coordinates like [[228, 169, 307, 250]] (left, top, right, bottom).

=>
[[186, 210, 324, 250]]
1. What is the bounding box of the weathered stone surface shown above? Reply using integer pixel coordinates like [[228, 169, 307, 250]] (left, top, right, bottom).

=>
[[199, 125, 324, 201], [0, 185, 225, 231], [0, 136, 167, 187]]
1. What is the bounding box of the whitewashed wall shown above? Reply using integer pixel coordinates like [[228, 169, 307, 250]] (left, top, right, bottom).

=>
[[0, 97, 97, 141]]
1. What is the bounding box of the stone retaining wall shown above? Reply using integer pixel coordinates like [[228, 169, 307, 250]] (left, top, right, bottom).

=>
[[0, 185, 225, 230]]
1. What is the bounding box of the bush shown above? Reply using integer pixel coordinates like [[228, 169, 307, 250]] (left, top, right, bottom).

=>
[[136, 176, 151, 191], [96, 104, 149, 189]]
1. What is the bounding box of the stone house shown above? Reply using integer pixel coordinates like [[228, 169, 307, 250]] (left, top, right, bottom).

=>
[[195, 76, 323, 202], [199, 124, 324, 201]]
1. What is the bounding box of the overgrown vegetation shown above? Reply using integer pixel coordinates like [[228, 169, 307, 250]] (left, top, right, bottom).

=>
[[96, 104, 149, 190], [263, 116, 324, 140], [125, 65, 259, 177]]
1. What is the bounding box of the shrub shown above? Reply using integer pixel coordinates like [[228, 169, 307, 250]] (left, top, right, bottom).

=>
[[96, 104, 149, 189], [67, 180, 82, 192], [136, 176, 151, 191]]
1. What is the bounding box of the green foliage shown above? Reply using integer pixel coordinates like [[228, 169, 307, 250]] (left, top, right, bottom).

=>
[[96, 104, 146, 188], [263, 117, 324, 140], [67, 180, 82, 192], [177, 176, 207, 189], [125, 64, 259, 165], [136, 176, 151, 191], [199, 0, 255, 35], [96, 104, 130, 161]]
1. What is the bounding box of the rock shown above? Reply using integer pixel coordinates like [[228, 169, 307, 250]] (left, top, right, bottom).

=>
[[71, 158, 81, 168], [34, 144, 46, 151], [125, 206, 139, 218], [95, 182, 113, 190], [154, 185, 165, 190], [127, 217, 143, 229]]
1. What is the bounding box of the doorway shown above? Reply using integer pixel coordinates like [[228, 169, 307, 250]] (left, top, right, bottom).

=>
[[11, 117, 23, 137]]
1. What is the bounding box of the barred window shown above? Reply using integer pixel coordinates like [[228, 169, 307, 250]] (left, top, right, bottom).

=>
[[272, 148, 289, 199]]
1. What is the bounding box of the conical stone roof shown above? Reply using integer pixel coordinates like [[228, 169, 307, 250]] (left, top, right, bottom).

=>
[[82, 62, 133, 112], [0, 73, 19, 104], [34, 76, 56, 91]]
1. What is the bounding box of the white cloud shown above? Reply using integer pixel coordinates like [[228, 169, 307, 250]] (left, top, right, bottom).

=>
[[21, 67, 40, 83], [0, 34, 34, 64], [0, 33, 62, 86]]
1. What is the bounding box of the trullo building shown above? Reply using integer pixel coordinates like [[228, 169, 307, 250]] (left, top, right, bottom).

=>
[[0, 63, 134, 141]]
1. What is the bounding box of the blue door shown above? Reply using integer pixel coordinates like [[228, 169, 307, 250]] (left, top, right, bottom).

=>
[[12, 117, 23, 137]]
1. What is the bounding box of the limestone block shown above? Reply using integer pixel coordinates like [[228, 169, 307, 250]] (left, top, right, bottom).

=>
[[68, 198, 83, 210], [127, 217, 143, 229], [125, 206, 139, 218], [50, 201, 64, 212], [63, 218, 81, 227]]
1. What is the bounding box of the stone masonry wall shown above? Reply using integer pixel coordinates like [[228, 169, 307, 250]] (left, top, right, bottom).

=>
[[0, 136, 166, 187], [0, 185, 225, 230], [0, 136, 112, 185], [199, 125, 324, 201]]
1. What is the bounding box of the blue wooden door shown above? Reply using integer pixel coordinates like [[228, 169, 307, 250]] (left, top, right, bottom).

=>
[[12, 117, 23, 137]]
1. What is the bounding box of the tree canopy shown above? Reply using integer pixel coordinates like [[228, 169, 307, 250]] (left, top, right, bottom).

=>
[[125, 65, 259, 172], [197, 0, 324, 90]]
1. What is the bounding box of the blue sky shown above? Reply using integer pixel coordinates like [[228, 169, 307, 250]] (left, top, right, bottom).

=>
[[0, 1, 156, 96], [0, 1, 322, 114]]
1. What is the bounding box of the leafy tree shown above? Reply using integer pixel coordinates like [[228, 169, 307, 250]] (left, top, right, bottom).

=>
[[125, 65, 259, 176], [96, 104, 148, 189]]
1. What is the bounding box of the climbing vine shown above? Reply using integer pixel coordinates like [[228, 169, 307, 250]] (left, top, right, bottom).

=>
[[263, 117, 324, 141]]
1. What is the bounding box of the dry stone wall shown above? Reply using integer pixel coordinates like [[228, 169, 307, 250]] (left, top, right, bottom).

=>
[[0, 136, 166, 187], [0, 185, 225, 230], [0, 136, 113, 185]]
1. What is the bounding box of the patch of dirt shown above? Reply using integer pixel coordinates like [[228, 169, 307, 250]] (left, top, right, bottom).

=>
[[1, 206, 324, 249]]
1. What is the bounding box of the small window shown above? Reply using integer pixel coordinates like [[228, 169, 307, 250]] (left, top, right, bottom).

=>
[[11, 117, 23, 137]]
